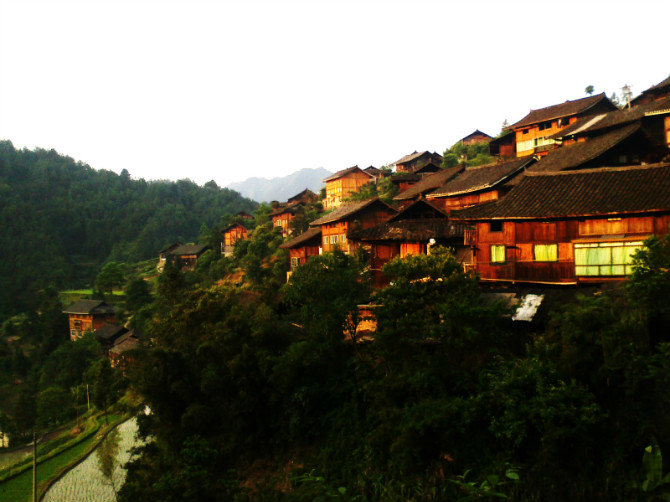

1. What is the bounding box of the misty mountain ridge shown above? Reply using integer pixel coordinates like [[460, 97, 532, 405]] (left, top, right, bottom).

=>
[[228, 167, 331, 203]]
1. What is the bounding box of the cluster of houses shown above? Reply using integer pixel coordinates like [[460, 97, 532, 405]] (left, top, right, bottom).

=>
[[63, 299, 140, 370], [274, 76, 670, 289], [64, 74, 670, 345]]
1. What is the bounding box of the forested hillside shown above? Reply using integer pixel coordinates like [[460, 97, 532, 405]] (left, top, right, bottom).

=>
[[0, 140, 257, 319]]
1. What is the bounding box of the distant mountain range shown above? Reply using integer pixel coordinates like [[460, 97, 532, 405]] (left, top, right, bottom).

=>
[[227, 167, 331, 203]]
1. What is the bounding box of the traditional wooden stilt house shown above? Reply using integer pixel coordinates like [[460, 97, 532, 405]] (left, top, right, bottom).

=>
[[631, 74, 670, 107], [547, 95, 670, 159], [309, 198, 397, 254], [393, 164, 464, 208], [279, 227, 322, 278], [426, 156, 536, 212], [271, 201, 303, 238], [165, 244, 210, 271], [451, 163, 670, 284], [63, 300, 117, 341], [392, 151, 443, 173], [459, 129, 493, 146], [221, 223, 249, 257], [509, 93, 618, 158], [347, 199, 466, 287], [322, 166, 376, 210]]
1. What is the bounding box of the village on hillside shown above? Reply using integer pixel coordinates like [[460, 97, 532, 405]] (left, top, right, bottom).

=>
[[64, 75, 670, 357]]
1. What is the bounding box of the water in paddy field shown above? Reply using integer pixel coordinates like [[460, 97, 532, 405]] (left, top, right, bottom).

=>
[[43, 418, 142, 502]]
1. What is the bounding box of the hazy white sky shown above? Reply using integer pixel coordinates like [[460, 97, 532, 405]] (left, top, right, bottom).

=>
[[1, 0, 668, 187]]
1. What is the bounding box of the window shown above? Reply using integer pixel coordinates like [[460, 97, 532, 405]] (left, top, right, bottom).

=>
[[490, 245, 505, 263], [330, 235, 338, 244], [490, 221, 503, 232], [291, 257, 300, 269], [534, 244, 558, 261], [574, 241, 643, 276], [323, 236, 328, 246], [341, 234, 347, 243]]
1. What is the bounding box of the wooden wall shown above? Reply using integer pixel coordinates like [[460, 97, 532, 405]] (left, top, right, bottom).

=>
[[471, 214, 670, 283], [324, 172, 372, 209]]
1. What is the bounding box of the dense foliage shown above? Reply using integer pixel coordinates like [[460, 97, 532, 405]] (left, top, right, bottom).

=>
[[442, 140, 493, 168], [0, 140, 256, 319], [118, 240, 670, 502]]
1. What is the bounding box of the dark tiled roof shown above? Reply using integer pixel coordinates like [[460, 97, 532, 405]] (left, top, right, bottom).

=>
[[309, 198, 396, 226], [460, 129, 492, 142], [171, 244, 210, 256], [388, 199, 448, 222], [529, 123, 642, 173], [451, 163, 670, 221], [270, 201, 303, 217], [427, 157, 535, 198], [510, 93, 614, 129], [632, 75, 670, 104], [392, 150, 443, 165], [323, 165, 373, 182], [279, 227, 322, 249], [159, 242, 182, 254], [287, 188, 317, 203], [550, 97, 670, 139], [414, 161, 443, 174], [63, 300, 116, 315], [95, 323, 128, 342], [394, 165, 464, 201], [348, 219, 464, 242], [109, 332, 140, 355]]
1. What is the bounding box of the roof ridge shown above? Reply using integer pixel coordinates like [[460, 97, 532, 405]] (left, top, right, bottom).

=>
[[525, 162, 670, 177]]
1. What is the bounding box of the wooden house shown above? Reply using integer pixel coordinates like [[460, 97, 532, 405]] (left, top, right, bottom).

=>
[[389, 172, 421, 194], [460, 129, 492, 146], [509, 93, 618, 158], [166, 244, 210, 271], [548, 96, 670, 157], [451, 164, 670, 285], [347, 199, 466, 287], [158, 242, 182, 271], [530, 120, 668, 174], [94, 323, 128, 350], [426, 157, 536, 212], [221, 223, 249, 257], [322, 166, 375, 209], [271, 202, 304, 238], [393, 164, 464, 207], [393, 151, 443, 173], [108, 329, 140, 374], [309, 198, 397, 254], [236, 211, 254, 220], [63, 300, 117, 341], [363, 166, 391, 181], [631, 74, 670, 107], [287, 188, 319, 205], [279, 227, 322, 278], [489, 130, 516, 158]]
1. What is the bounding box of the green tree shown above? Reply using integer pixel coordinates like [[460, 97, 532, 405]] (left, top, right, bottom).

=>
[[95, 262, 125, 296], [585, 85, 595, 95], [125, 276, 153, 314], [97, 427, 121, 496], [37, 386, 70, 428], [88, 358, 122, 424]]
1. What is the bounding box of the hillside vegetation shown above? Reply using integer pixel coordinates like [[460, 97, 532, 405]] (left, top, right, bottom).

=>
[[0, 140, 256, 319]]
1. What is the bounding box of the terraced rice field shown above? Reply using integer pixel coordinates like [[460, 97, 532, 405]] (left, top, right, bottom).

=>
[[42, 418, 141, 502]]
